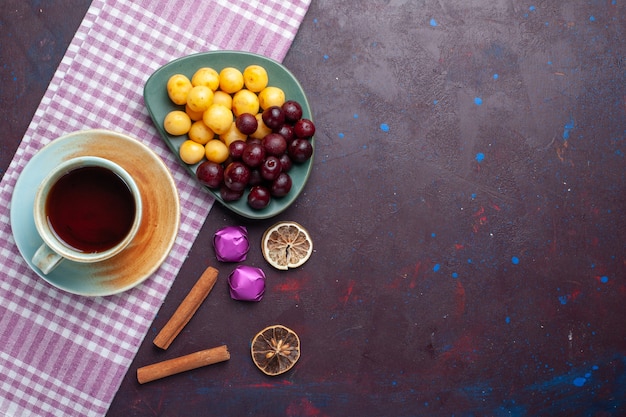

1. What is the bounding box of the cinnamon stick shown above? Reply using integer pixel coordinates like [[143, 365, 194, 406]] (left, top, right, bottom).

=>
[[153, 266, 219, 349], [137, 345, 230, 384]]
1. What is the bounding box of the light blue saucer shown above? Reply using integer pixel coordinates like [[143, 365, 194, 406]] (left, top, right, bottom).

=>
[[10, 130, 180, 296]]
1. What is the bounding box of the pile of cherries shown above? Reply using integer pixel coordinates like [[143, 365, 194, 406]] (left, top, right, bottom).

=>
[[195, 100, 315, 210]]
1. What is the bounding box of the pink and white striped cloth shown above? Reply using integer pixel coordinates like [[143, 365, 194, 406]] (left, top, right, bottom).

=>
[[0, 0, 309, 415]]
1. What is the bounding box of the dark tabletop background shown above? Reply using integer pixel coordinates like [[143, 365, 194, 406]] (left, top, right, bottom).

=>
[[2, 1, 626, 416]]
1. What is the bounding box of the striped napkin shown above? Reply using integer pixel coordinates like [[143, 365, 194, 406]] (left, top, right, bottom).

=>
[[0, 0, 309, 416]]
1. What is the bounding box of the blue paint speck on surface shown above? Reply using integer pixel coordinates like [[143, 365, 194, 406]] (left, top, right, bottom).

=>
[[600, 276, 609, 283], [563, 118, 575, 139], [467, 258, 473, 264], [559, 295, 569, 305], [353, 113, 359, 119], [471, 193, 477, 199], [573, 377, 586, 387], [529, 5, 536, 11], [511, 256, 520, 265], [431, 232, 436, 238], [474, 97, 483, 106], [589, 15, 596, 22], [338, 133, 345, 139], [475, 152, 485, 163], [433, 99, 439, 105], [452, 272, 459, 279], [506, 316, 511, 324], [323, 54, 329, 60], [493, 73, 499, 80], [433, 264, 441, 272], [380, 123, 390, 132], [430, 18, 438, 27]]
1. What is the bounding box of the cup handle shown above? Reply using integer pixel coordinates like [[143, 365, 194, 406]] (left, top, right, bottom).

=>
[[32, 243, 64, 274]]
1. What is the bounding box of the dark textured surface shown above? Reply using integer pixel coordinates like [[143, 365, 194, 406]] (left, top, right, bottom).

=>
[[2, 1, 626, 416]]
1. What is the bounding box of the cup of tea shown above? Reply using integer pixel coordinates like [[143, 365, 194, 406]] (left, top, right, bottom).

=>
[[32, 156, 143, 274]]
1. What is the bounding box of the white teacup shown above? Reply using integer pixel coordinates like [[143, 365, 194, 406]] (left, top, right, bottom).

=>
[[32, 156, 142, 274]]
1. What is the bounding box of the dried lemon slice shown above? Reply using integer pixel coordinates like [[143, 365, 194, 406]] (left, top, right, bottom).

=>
[[251, 325, 300, 376], [261, 221, 312, 270]]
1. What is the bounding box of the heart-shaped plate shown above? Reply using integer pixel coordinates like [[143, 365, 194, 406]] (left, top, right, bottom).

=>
[[144, 51, 314, 219]]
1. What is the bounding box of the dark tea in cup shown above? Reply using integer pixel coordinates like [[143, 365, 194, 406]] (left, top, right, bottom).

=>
[[32, 156, 143, 274], [46, 166, 137, 253]]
